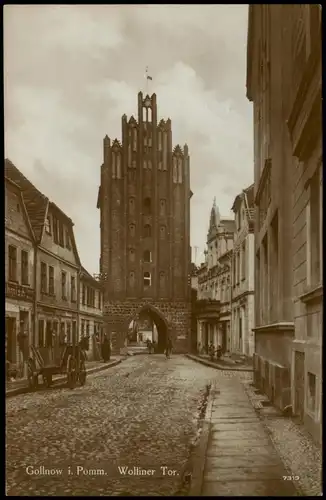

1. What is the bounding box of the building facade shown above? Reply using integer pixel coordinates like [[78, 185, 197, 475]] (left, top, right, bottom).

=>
[[231, 184, 255, 358], [5, 176, 36, 378], [80, 268, 104, 360], [5, 160, 84, 365], [97, 92, 192, 353], [246, 5, 322, 442], [196, 201, 235, 353]]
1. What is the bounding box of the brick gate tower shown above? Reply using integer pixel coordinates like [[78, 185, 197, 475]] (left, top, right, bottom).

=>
[[97, 92, 192, 353]]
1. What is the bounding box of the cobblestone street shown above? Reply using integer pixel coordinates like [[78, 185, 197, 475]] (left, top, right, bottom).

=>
[[7, 355, 241, 496]]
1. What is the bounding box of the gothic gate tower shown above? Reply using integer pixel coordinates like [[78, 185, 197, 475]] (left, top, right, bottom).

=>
[[97, 92, 193, 353]]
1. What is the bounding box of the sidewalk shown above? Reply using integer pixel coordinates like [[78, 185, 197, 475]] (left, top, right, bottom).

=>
[[192, 379, 299, 497], [186, 353, 253, 372], [6, 358, 122, 398]]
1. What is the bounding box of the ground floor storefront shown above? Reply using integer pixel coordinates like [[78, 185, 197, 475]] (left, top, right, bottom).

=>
[[6, 299, 34, 379], [79, 314, 104, 361]]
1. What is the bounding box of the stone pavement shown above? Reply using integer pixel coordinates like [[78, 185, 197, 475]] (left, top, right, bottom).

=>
[[199, 380, 299, 497], [6, 355, 218, 496], [6, 358, 122, 397]]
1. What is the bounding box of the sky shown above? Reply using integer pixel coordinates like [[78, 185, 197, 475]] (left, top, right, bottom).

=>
[[4, 5, 253, 273]]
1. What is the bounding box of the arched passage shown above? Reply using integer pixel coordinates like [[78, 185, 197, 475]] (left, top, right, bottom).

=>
[[124, 304, 169, 353]]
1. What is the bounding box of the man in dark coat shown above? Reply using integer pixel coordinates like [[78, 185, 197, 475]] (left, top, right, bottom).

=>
[[101, 336, 111, 362]]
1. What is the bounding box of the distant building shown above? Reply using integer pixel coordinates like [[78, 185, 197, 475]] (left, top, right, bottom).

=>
[[80, 268, 104, 360], [246, 5, 322, 443], [195, 201, 235, 353], [231, 184, 255, 358], [5, 176, 36, 378], [97, 92, 192, 353]]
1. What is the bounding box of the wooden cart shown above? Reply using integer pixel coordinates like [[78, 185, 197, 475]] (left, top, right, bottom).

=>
[[27, 343, 87, 390]]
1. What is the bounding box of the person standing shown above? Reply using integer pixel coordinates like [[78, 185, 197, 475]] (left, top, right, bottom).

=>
[[101, 336, 111, 363], [165, 337, 173, 359]]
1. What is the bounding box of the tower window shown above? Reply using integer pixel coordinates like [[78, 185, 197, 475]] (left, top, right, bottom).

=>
[[143, 250, 152, 263], [129, 271, 135, 287], [158, 130, 162, 151], [160, 199, 166, 216], [133, 129, 137, 151], [143, 197, 151, 215], [129, 223, 136, 237], [129, 198, 135, 214], [159, 271, 166, 287], [129, 248, 135, 262], [143, 272, 151, 288], [143, 224, 151, 238], [160, 225, 166, 239]]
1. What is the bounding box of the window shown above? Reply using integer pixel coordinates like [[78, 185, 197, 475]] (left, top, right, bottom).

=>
[[129, 248, 135, 262], [112, 152, 116, 179], [41, 262, 47, 293], [45, 216, 51, 234], [160, 226, 166, 239], [143, 271, 151, 288], [129, 197, 135, 214], [53, 216, 58, 244], [241, 241, 246, 280], [143, 224, 151, 238], [49, 266, 55, 295], [143, 197, 151, 215], [133, 128, 137, 151], [72, 321, 77, 344], [262, 235, 269, 323], [129, 271, 135, 288], [82, 283, 86, 305], [163, 132, 168, 170], [21, 250, 29, 285], [159, 271, 165, 288], [38, 320, 45, 347], [158, 130, 162, 151], [307, 163, 322, 287], [143, 250, 152, 263], [98, 292, 102, 310], [8, 245, 17, 282], [67, 322, 71, 344], [86, 320, 90, 336], [61, 271, 67, 299], [81, 319, 85, 337], [307, 372, 316, 413], [232, 254, 236, 287], [160, 199, 166, 216], [116, 153, 122, 179], [45, 321, 53, 348], [71, 276, 76, 302], [129, 223, 136, 237], [58, 221, 64, 247], [60, 322, 65, 344], [65, 229, 71, 250]]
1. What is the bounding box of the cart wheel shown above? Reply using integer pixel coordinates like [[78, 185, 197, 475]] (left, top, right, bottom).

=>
[[42, 374, 53, 388], [27, 359, 38, 391], [67, 355, 76, 389], [78, 359, 86, 386]]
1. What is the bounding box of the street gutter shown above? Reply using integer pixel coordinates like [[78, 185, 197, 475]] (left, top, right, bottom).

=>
[[188, 382, 214, 496], [6, 358, 122, 398]]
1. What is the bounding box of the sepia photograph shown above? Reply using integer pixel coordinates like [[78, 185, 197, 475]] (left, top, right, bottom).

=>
[[4, 4, 322, 497]]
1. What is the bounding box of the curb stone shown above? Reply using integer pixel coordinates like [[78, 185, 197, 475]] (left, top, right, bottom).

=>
[[188, 382, 214, 496], [5, 359, 122, 398], [185, 353, 253, 372]]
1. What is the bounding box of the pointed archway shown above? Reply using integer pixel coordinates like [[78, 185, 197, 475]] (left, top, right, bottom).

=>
[[124, 304, 170, 353]]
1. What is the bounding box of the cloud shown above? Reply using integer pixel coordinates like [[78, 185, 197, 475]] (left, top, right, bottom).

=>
[[4, 5, 252, 271]]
